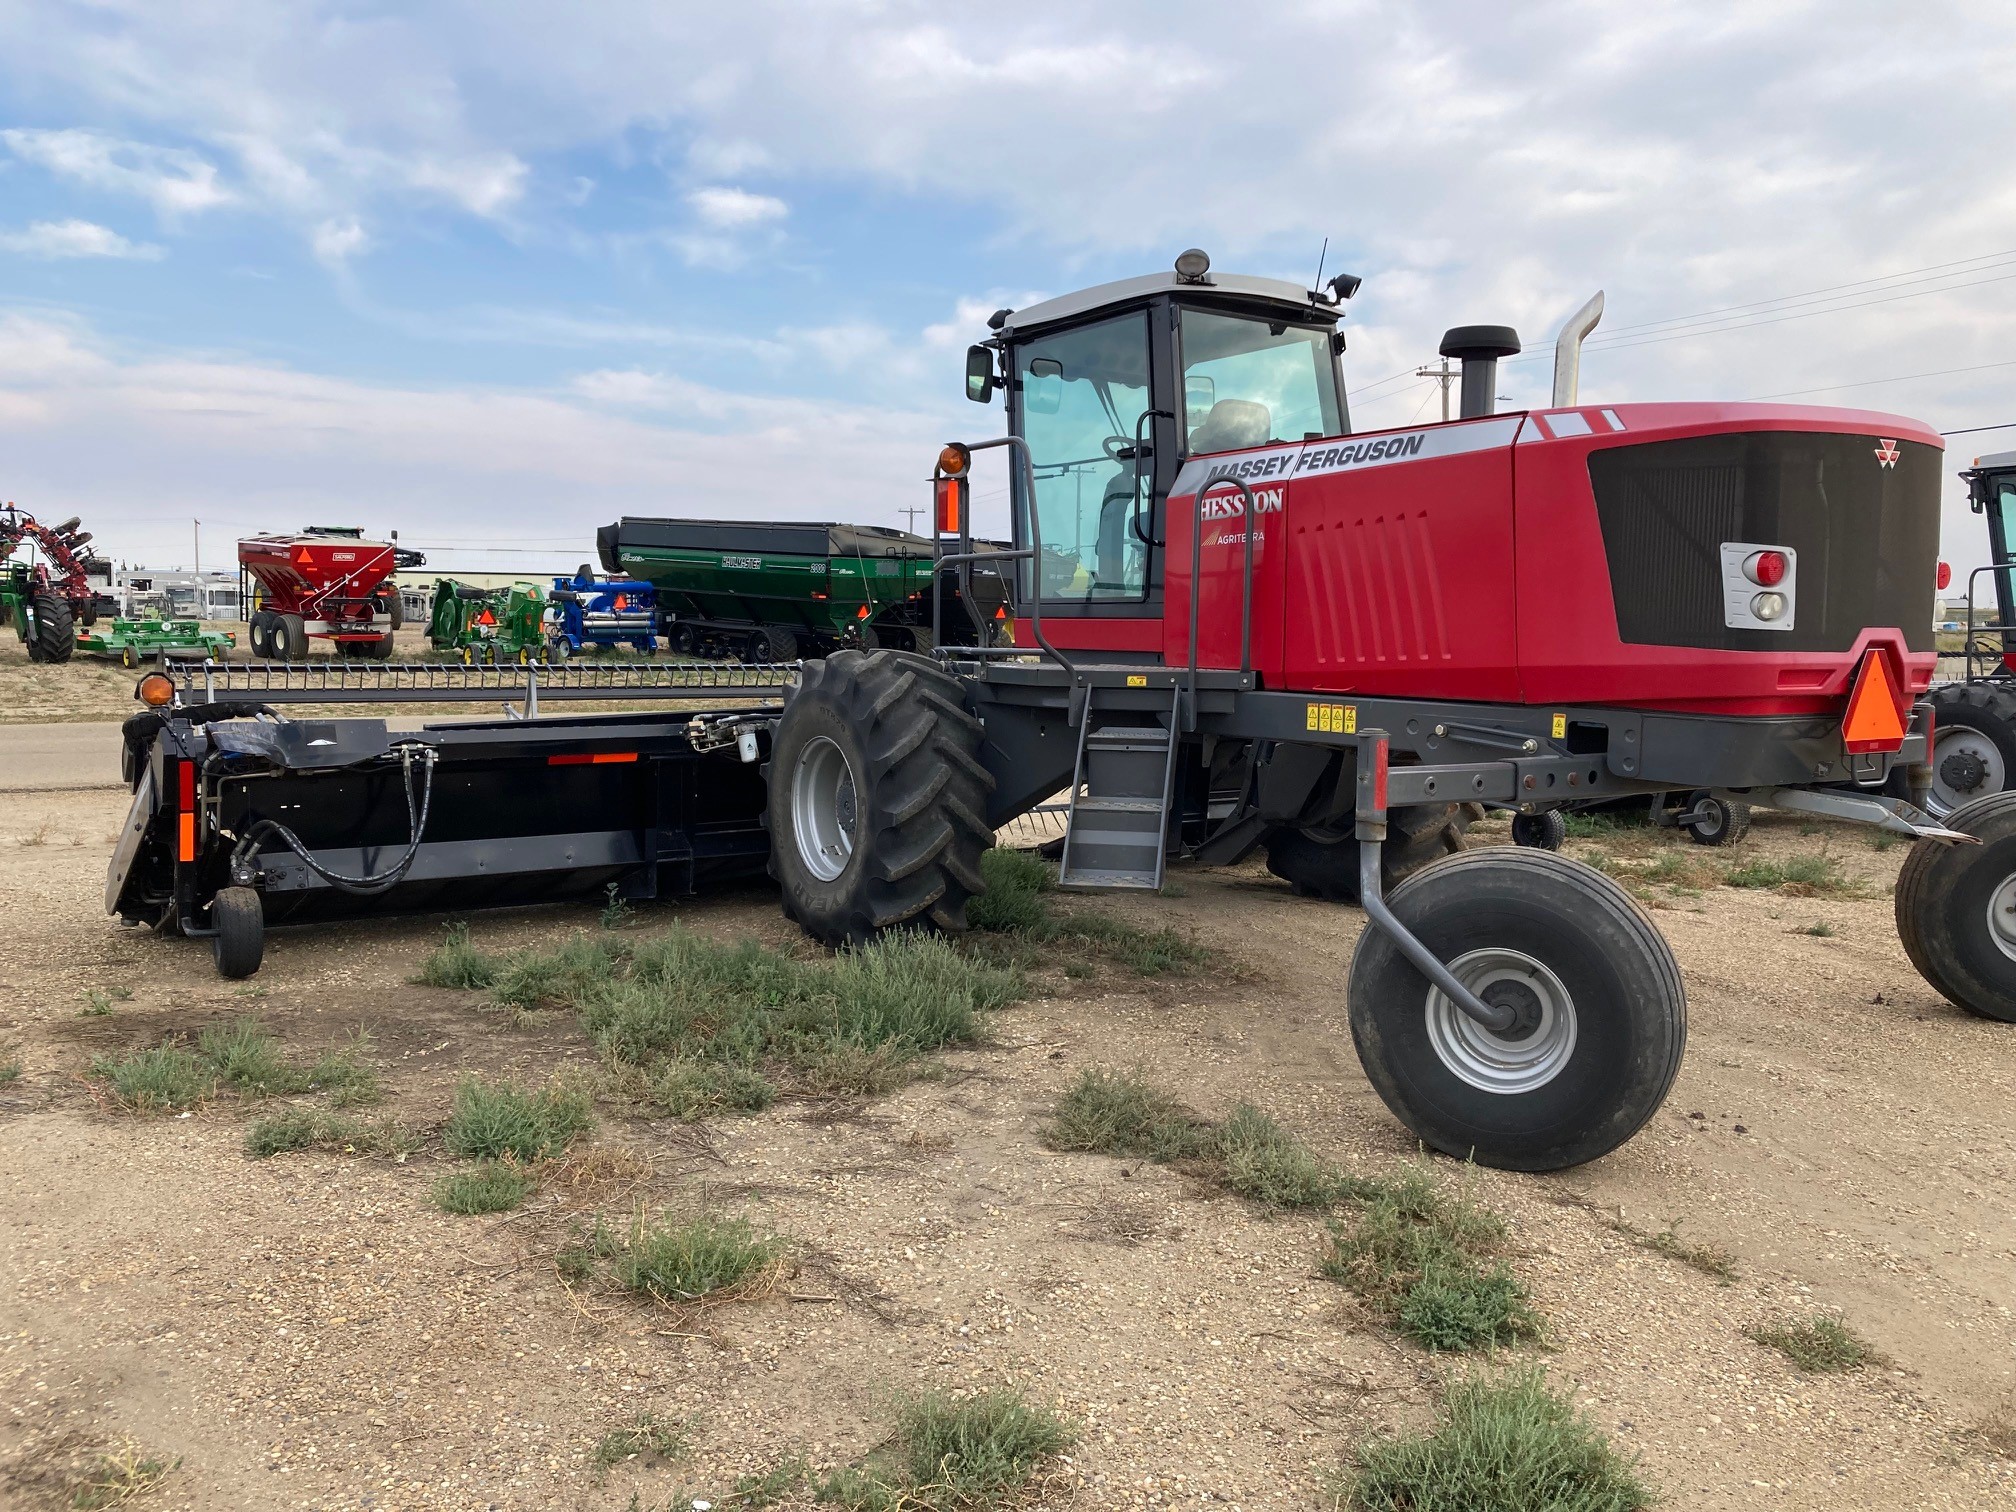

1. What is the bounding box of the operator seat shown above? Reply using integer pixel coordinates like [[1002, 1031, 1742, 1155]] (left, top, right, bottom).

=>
[[1188, 398, 1272, 455]]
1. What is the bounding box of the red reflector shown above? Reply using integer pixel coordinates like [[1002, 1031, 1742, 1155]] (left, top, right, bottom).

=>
[[1371, 737, 1389, 812], [177, 761, 196, 810], [1841, 652, 1907, 753], [546, 751, 640, 766], [1936, 560, 1952, 591], [934, 476, 965, 535]]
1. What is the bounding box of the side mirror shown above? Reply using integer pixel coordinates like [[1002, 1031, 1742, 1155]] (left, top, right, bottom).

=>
[[964, 346, 996, 404], [1025, 356, 1064, 417], [1184, 374, 1215, 417]]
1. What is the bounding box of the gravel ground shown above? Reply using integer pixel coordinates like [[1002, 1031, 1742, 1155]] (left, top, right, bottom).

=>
[[1, 766, 2013, 1510]]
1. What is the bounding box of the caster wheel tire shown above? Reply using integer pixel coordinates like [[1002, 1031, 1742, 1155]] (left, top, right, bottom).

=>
[[1348, 848, 1687, 1172], [1683, 794, 1751, 847], [211, 887, 266, 980], [766, 649, 994, 945], [1510, 810, 1568, 850], [1895, 791, 2016, 1022]]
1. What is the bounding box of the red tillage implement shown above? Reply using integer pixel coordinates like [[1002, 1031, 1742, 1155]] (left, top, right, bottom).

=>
[[237, 527, 424, 661]]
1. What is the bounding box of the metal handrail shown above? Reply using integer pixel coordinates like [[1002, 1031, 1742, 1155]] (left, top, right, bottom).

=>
[[1963, 562, 2016, 681], [1186, 476, 1258, 725], [936, 434, 1075, 675]]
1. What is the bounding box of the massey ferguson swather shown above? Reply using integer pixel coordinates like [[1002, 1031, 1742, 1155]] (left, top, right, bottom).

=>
[[110, 252, 2014, 1173]]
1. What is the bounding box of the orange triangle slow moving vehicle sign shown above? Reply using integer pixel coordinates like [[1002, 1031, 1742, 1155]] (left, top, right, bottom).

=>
[[1841, 650, 1907, 754]]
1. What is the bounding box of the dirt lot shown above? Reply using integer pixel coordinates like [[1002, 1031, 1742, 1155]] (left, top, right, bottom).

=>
[[1, 709, 2014, 1512]]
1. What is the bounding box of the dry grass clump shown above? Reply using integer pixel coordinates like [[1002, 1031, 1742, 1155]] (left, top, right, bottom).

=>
[[1328, 1368, 1649, 1511], [419, 922, 1022, 1111], [558, 1210, 791, 1310], [1043, 1067, 1347, 1210], [970, 847, 1210, 975], [1746, 1313, 1876, 1372]]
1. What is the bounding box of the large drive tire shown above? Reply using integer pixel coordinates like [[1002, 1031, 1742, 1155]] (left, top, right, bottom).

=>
[[211, 887, 266, 980], [767, 649, 995, 945], [1683, 793, 1751, 847], [1894, 791, 2016, 1022], [28, 590, 74, 663], [1923, 682, 2016, 819], [1349, 848, 1687, 1171], [1266, 803, 1472, 902], [277, 613, 309, 662]]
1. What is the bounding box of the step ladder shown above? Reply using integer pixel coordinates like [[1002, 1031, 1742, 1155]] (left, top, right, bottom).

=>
[[1057, 686, 1182, 890]]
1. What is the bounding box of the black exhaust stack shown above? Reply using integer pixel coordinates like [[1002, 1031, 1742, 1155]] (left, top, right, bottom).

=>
[[1438, 325, 1521, 419]]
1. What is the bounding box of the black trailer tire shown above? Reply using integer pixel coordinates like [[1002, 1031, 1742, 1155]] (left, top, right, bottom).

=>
[[248, 610, 275, 659], [1923, 682, 2016, 819], [1511, 810, 1568, 850], [210, 887, 265, 980], [277, 612, 309, 662], [1895, 790, 2016, 1022], [1348, 848, 1687, 1171], [767, 649, 995, 946], [763, 626, 800, 662], [28, 590, 74, 663], [670, 623, 697, 657], [1683, 794, 1751, 846], [1266, 804, 1471, 902]]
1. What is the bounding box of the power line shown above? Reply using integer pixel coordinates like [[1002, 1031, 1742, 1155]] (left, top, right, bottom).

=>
[[1942, 421, 2016, 436], [1748, 358, 2016, 400]]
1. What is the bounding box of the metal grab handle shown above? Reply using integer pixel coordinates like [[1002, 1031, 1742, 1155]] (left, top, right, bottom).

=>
[[1130, 408, 1174, 548], [937, 434, 1074, 675], [1186, 476, 1258, 721]]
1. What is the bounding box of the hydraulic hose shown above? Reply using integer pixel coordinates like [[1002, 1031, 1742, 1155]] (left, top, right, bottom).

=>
[[229, 743, 438, 895]]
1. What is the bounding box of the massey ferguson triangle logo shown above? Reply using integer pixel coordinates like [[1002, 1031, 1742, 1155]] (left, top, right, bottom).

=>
[[1874, 438, 1900, 468]]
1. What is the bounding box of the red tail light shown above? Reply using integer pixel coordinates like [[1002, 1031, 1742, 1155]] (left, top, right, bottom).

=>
[[1743, 549, 1788, 587], [1936, 560, 1952, 591]]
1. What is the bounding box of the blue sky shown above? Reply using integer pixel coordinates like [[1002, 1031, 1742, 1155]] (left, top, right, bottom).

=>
[[1, 1, 2013, 573]]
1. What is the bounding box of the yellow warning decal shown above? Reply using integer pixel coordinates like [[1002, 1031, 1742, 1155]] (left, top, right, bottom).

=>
[[1305, 702, 1358, 734], [1550, 713, 1567, 739], [1126, 674, 1148, 687]]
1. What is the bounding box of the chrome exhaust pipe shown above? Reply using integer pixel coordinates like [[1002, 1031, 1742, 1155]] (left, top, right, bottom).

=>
[[1550, 291, 1604, 407]]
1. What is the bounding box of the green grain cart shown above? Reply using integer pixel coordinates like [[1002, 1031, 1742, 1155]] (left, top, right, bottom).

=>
[[597, 518, 1012, 660]]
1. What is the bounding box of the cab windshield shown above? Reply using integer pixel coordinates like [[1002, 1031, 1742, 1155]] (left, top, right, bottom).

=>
[[1180, 309, 1342, 454], [1014, 310, 1153, 603]]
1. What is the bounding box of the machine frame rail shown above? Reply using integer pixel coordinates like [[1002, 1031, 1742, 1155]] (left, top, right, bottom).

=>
[[166, 658, 798, 710]]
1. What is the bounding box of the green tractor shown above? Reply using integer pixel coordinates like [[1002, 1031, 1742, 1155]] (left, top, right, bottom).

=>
[[425, 578, 549, 663]]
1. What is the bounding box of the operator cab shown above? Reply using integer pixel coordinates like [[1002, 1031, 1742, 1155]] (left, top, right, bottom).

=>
[[1962, 451, 2016, 649], [965, 249, 1356, 618]]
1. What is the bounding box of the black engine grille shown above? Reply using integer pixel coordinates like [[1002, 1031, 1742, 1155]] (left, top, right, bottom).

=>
[[1586, 430, 1939, 653]]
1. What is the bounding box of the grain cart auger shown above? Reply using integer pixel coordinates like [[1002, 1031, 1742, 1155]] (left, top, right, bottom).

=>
[[762, 249, 2007, 1174]]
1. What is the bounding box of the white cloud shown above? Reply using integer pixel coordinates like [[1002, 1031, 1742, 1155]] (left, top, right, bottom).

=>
[[0, 219, 164, 260], [0, 311, 951, 563], [403, 152, 528, 217], [0, 128, 232, 216], [311, 216, 370, 266], [687, 186, 787, 228]]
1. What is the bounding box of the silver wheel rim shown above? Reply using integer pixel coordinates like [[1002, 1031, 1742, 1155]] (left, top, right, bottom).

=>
[[1931, 727, 2005, 818], [1987, 875, 2016, 963], [791, 735, 858, 883], [1424, 948, 1579, 1095]]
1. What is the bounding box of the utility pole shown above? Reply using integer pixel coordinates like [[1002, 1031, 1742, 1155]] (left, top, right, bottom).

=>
[[1414, 357, 1458, 422], [899, 504, 926, 536], [193, 519, 201, 577]]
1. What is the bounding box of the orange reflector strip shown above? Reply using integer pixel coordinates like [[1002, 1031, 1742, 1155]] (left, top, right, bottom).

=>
[[1842, 651, 1907, 753], [177, 812, 197, 863], [546, 751, 640, 766]]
